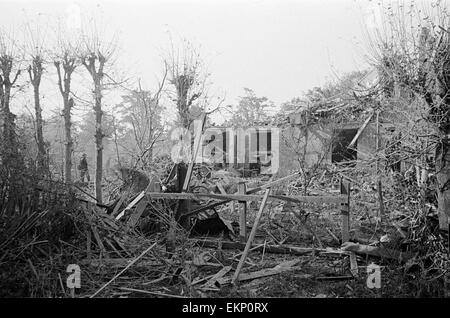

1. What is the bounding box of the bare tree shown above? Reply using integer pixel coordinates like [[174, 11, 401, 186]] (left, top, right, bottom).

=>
[[25, 24, 47, 172], [80, 28, 117, 204], [0, 30, 21, 164], [115, 76, 167, 170], [165, 40, 210, 129], [53, 35, 78, 184]]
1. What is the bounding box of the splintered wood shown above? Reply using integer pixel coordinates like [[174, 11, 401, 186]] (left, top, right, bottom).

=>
[[232, 189, 271, 284]]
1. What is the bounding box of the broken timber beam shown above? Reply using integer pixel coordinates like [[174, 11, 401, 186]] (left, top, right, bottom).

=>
[[182, 113, 207, 192], [341, 242, 414, 262], [115, 191, 146, 221], [233, 189, 271, 284], [126, 198, 148, 228], [191, 239, 351, 257], [183, 172, 302, 216], [238, 182, 247, 242], [145, 192, 347, 204], [348, 110, 374, 149], [340, 179, 351, 243]]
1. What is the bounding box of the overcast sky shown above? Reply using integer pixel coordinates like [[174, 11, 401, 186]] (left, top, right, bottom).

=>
[[1, 0, 382, 122]]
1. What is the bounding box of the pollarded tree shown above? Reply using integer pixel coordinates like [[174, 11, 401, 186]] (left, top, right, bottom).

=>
[[53, 34, 79, 184], [80, 28, 118, 204], [25, 23, 48, 173], [0, 30, 22, 164], [165, 40, 210, 129]]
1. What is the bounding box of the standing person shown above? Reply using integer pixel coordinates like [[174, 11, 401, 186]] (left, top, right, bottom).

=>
[[78, 153, 90, 183]]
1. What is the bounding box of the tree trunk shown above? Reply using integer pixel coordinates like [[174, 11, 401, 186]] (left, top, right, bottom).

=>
[[63, 97, 73, 183], [55, 60, 76, 184], [0, 83, 17, 162], [33, 84, 46, 170], [94, 84, 103, 204], [29, 62, 47, 173], [435, 135, 450, 231]]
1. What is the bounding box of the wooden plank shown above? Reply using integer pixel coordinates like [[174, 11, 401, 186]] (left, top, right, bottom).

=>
[[126, 199, 148, 228], [111, 192, 128, 217], [85, 208, 108, 258], [202, 266, 232, 288], [235, 259, 305, 282], [316, 275, 354, 281], [238, 183, 247, 242], [118, 287, 187, 298], [104, 238, 125, 258], [183, 172, 302, 216], [348, 110, 374, 149], [340, 180, 350, 243], [191, 239, 332, 256], [232, 189, 271, 284], [91, 226, 107, 258], [113, 236, 133, 258], [341, 242, 414, 262], [145, 192, 347, 204], [216, 183, 227, 195], [349, 252, 359, 277], [182, 113, 207, 192], [86, 230, 92, 260], [377, 178, 385, 219], [245, 172, 301, 194], [220, 260, 311, 285], [115, 191, 145, 221], [90, 242, 157, 298]]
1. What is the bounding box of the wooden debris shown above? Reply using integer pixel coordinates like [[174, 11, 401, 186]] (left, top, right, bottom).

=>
[[216, 183, 227, 195], [217, 260, 311, 285], [142, 274, 168, 286], [202, 266, 232, 288], [86, 208, 108, 258], [192, 251, 212, 266], [238, 182, 247, 242], [126, 198, 148, 228], [316, 275, 354, 281], [86, 229, 92, 260], [115, 191, 146, 221], [118, 287, 187, 298], [80, 258, 160, 268], [340, 180, 350, 243], [90, 242, 157, 298], [232, 189, 271, 284], [146, 192, 347, 205], [349, 252, 359, 277], [104, 238, 125, 258], [192, 239, 348, 257], [111, 192, 128, 217], [292, 211, 324, 248], [182, 113, 207, 192], [234, 259, 307, 283], [183, 171, 343, 217], [348, 110, 374, 149], [325, 227, 340, 244], [341, 242, 414, 262]]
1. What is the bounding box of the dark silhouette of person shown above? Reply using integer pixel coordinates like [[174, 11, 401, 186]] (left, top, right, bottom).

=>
[[78, 153, 90, 182]]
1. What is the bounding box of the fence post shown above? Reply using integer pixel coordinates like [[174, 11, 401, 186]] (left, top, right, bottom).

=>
[[238, 182, 247, 242], [340, 178, 350, 243]]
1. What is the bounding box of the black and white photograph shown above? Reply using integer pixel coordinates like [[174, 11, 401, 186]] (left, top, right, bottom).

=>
[[0, 0, 449, 302]]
